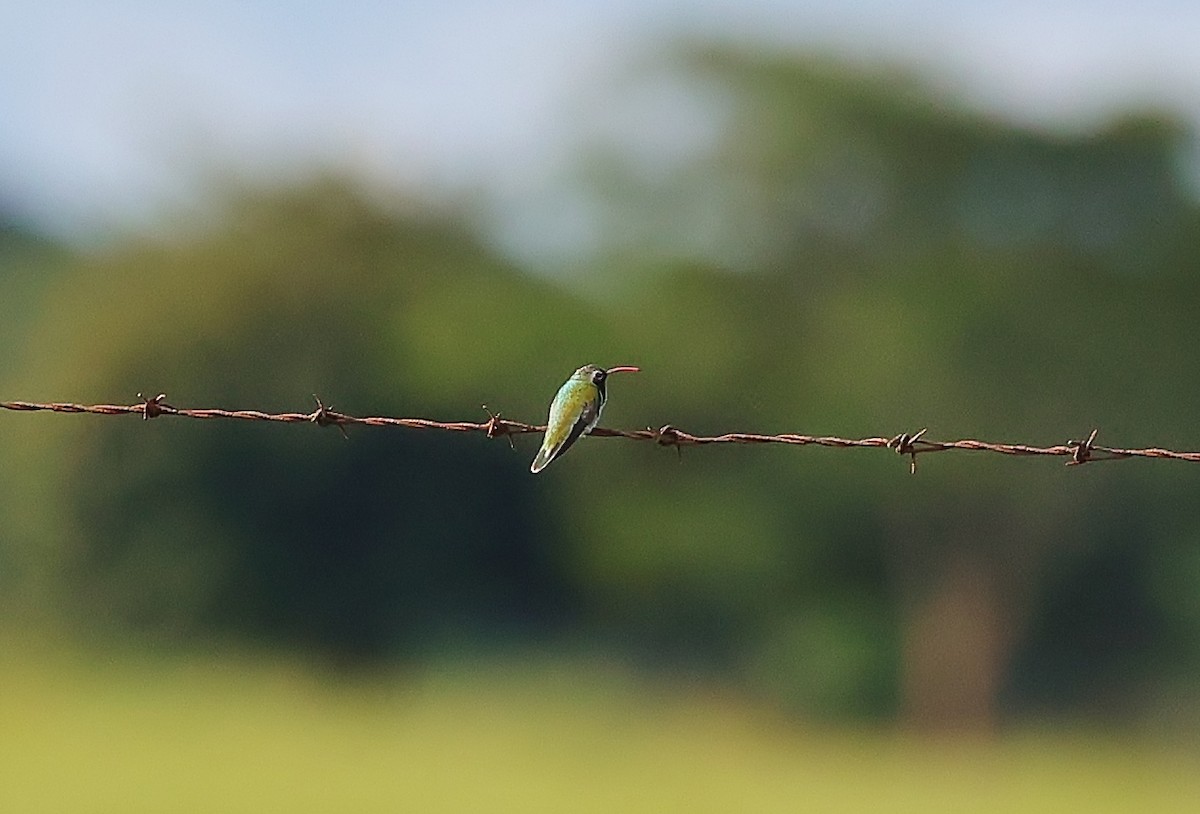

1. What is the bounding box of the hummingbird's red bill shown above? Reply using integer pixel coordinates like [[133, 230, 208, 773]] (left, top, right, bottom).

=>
[[605, 366, 640, 374]]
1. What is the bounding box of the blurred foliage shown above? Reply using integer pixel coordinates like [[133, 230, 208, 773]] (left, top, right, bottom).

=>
[[0, 184, 581, 664], [3, 48, 1200, 728]]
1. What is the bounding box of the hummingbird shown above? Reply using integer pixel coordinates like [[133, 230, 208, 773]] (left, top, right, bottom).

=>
[[530, 364, 640, 473]]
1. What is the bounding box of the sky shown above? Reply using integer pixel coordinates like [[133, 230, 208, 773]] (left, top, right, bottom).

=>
[[4, 0, 1200, 243]]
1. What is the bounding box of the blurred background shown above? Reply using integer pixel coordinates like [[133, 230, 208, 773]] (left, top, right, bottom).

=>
[[3, 1, 1200, 810]]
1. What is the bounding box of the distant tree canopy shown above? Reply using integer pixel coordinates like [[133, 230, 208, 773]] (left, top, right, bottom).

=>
[[2, 48, 1199, 728]]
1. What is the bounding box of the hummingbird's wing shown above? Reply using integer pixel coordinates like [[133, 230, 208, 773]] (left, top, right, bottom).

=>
[[530, 399, 599, 473]]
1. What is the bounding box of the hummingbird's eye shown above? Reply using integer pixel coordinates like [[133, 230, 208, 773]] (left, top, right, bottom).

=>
[[593, 370, 606, 383]]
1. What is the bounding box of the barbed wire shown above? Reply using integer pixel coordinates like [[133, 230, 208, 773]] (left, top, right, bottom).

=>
[[3, 394, 1200, 473]]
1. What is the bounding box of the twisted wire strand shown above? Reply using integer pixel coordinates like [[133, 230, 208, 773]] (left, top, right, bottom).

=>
[[4, 396, 1198, 470]]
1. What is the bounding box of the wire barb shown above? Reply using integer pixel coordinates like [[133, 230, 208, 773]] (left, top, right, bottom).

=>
[[1064, 428, 1129, 465], [4, 397, 1200, 469], [888, 428, 928, 474], [1067, 428, 1099, 466], [309, 395, 349, 439], [481, 405, 517, 450], [137, 392, 173, 420], [651, 424, 687, 461]]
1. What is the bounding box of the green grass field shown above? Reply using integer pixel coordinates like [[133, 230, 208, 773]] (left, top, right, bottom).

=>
[[3, 648, 1197, 813]]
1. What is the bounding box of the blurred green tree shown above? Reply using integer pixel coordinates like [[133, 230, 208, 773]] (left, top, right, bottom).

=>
[[0, 182, 606, 663], [561, 48, 1200, 729]]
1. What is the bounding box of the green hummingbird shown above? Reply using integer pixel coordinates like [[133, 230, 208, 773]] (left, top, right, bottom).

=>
[[530, 364, 640, 473]]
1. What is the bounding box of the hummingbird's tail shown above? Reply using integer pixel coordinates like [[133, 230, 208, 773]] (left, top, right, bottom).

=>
[[530, 446, 553, 473]]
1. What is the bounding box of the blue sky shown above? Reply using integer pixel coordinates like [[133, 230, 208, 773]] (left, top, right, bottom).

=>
[[4, 1, 1200, 240]]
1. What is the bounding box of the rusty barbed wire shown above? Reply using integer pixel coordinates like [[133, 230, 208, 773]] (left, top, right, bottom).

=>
[[3, 394, 1200, 471]]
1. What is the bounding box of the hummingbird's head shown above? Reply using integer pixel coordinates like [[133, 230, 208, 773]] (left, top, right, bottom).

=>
[[575, 364, 640, 385]]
